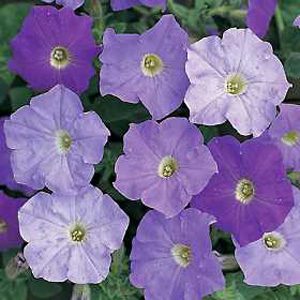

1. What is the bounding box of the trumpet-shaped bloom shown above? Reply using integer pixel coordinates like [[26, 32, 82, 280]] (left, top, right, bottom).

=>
[[4, 85, 110, 194], [9, 6, 98, 94], [18, 186, 129, 284], [185, 28, 291, 136], [130, 209, 225, 299], [191, 136, 294, 246], [294, 15, 300, 27], [42, 0, 85, 9], [235, 187, 300, 286], [110, 0, 166, 11], [114, 118, 217, 218], [100, 15, 189, 120]]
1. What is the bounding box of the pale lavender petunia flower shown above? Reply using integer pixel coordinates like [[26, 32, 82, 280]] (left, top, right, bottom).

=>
[[110, 0, 166, 11], [42, 0, 85, 10], [191, 136, 294, 246], [0, 192, 26, 251], [185, 28, 291, 136], [4, 85, 110, 194], [9, 6, 98, 94], [235, 187, 300, 286], [114, 118, 217, 218], [267, 104, 300, 171], [294, 15, 300, 27], [100, 15, 189, 120], [130, 209, 225, 299], [18, 186, 129, 284], [246, 0, 278, 38]]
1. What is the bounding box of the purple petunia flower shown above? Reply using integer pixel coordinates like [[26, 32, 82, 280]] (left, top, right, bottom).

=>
[[18, 186, 129, 284], [110, 0, 166, 11], [4, 85, 110, 194], [9, 6, 98, 94], [100, 15, 189, 120], [0, 192, 26, 251], [184, 28, 291, 136], [235, 187, 300, 286], [267, 104, 300, 171], [42, 0, 85, 10], [246, 0, 278, 38], [130, 209, 225, 299], [114, 118, 217, 218], [294, 15, 300, 28], [0, 118, 33, 195], [191, 136, 294, 246]]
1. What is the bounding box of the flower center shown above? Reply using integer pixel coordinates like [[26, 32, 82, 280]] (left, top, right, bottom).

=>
[[50, 46, 70, 69], [0, 219, 8, 234], [171, 244, 191, 268], [56, 130, 72, 154], [141, 53, 164, 77], [70, 224, 86, 243], [226, 73, 247, 95], [281, 130, 299, 147], [235, 179, 255, 204], [158, 156, 178, 178], [263, 232, 286, 251]]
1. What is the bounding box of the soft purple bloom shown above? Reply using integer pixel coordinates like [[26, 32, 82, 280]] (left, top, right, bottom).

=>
[[0, 118, 33, 195], [18, 186, 129, 284], [100, 15, 189, 120], [110, 0, 166, 11], [42, 0, 85, 9], [130, 209, 225, 299], [9, 6, 98, 94], [191, 136, 294, 246], [294, 15, 300, 27], [0, 192, 26, 251], [184, 28, 291, 136], [267, 104, 300, 171], [247, 0, 278, 38], [235, 187, 300, 286], [4, 85, 110, 194], [114, 118, 217, 218]]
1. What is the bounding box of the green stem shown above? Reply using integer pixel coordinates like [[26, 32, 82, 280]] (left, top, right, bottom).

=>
[[209, 6, 246, 18], [90, 0, 104, 42], [167, 0, 185, 19], [275, 5, 285, 35]]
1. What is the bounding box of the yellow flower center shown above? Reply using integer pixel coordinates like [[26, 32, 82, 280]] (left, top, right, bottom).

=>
[[171, 244, 191, 268], [235, 179, 255, 204], [281, 130, 299, 147], [56, 130, 72, 154], [226, 73, 247, 95], [0, 220, 8, 234], [263, 232, 285, 251], [141, 53, 164, 77], [158, 156, 179, 178], [70, 224, 86, 243], [50, 46, 70, 69]]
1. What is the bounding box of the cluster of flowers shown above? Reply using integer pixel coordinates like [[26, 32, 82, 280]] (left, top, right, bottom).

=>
[[0, 0, 300, 299]]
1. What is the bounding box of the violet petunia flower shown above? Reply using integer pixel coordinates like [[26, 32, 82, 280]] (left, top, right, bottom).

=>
[[0, 192, 26, 251], [9, 6, 98, 94], [41, 0, 85, 10], [18, 186, 129, 284], [0, 118, 33, 195], [130, 209, 225, 299], [246, 0, 278, 38], [4, 85, 110, 194], [235, 187, 300, 286], [184, 28, 291, 137], [100, 15, 189, 120], [110, 0, 166, 11], [191, 136, 294, 247], [294, 15, 300, 28], [267, 104, 300, 171], [114, 118, 217, 218]]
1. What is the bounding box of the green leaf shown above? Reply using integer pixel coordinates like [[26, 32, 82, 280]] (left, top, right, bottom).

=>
[[199, 125, 219, 143], [285, 52, 300, 78], [290, 284, 300, 296], [280, 27, 300, 58], [29, 279, 62, 299], [9, 86, 33, 112], [288, 171, 300, 188]]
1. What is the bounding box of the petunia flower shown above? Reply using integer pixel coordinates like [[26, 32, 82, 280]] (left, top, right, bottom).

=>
[[9, 6, 98, 94], [246, 0, 278, 38], [100, 15, 189, 120], [0, 118, 33, 195], [114, 118, 217, 218], [235, 187, 300, 286], [0, 192, 26, 251], [184, 28, 291, 136], [18, 186, 129, 284], [110, 0, 166, 11], [42, 0, 85, 10], [191, 136, 294, 246], [267, 104, 300, 171], [4, 85, 110, 194], [130, 209, 225, 299], [294, 15, 300, 27]]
